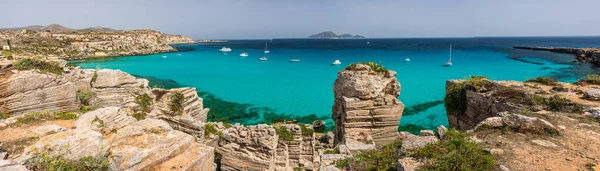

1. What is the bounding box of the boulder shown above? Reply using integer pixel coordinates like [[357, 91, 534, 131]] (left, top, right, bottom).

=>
[[312, 120, 325, 130], [0, 70, 77, 116], [419, 130, 435, 136], [584, 89, 600, 100], [332, 64, 404, 152], [20, 128, 109, 162], [75, 107, 136, 134], [436, 125, 448, 139], [396, 157, 424, 171], [502, 114, 558, 134]]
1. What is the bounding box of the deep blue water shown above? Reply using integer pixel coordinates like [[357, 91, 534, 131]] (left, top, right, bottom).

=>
[[69, 37, 600, 133]]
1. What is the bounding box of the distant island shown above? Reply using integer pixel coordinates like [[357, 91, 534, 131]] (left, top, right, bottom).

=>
[[0, 23, 117, 32], [308, 31, 365, 39]]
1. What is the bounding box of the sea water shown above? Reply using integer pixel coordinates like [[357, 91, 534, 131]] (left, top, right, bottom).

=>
[[69, 37, 600, 133]]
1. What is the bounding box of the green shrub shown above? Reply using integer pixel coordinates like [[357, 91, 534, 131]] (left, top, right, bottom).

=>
[[577, 74, 600, 85], [92, 116, 104, 127], [14, 58, 64, 74], [169, 92, 185, 116], [0, 113, 11, 120], [445, 76, 493, 115], [293, 167, 303, 171], [324, 147, 339, 154], [15, 111, 56, 126], [299, 124, 314, 135], [76, 90, 93, 106], [526, 76, 558, 86], [345, 62, 388, 74], [27, 154, 109, 171], [544, 95, 584, 113], [275, 125, 294, 141], [335, 141, 404, 171], [133, 112, 147, 121], [135, 94, 152, 112], [204, 123, 222, 137], [223, 122, 233, 128], [411, 129, 495, 171], [55, 113, 77, 120], [79, 104, 99, 113]]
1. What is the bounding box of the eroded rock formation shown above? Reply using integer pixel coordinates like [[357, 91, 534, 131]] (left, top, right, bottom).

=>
[[332, 64, 404, 152], [219, 124, 278, 171]]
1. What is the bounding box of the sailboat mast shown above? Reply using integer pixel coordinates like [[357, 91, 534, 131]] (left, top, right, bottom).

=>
[[265, 43, 268, 51], [449, 44, 452, 62]]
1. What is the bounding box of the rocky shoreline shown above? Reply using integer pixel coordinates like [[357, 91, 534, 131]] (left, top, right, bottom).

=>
[[514, 46, 600, 65]]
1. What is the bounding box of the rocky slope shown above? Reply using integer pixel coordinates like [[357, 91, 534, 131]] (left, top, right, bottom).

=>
[[0, 27, 193, 59]]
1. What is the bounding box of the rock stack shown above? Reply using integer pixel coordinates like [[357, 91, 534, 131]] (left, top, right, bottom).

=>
[[332, 63, 404, 153]]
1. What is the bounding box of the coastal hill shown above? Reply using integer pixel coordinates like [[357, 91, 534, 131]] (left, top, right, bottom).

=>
[[0, 24, 193, 59], [308, 31, 365, 39]]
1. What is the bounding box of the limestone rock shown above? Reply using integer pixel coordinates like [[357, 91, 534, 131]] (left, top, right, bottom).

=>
[[0, 163, 28, 171], [419, 130, 435, 136], [502, 114, 558, 134], [398, 131, 416, 140], [0, 70, 77, 116], [20, 128, 109, 162], [396, 157, 424, 171], [274, 124, 316, 170], [400, 136, 439, 154], [531, 139, 557, 147], [332, 64, 404, 152], [219, 124, 278, 171], [150, 144, 216, 171], [437, 125, 448, 139], [320, 154, 347, 166], [319, 165, 342, 171], [109, 119, 195, 170], [584, 89, 600, 100], [92, 69, 149, 109], [587, 107, 600, 118], [75, 107, 136, 134], [32, 124, 66, 135], [150, 88, 210, 138]]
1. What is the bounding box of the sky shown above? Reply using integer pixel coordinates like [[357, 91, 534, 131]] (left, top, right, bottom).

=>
[[2, 0, 600, 39]]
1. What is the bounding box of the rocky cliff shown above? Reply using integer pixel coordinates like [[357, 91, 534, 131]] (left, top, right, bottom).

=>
[[514, 46, 600, 66], [0, 28, 193, 59], [332, 63, 404, 153]]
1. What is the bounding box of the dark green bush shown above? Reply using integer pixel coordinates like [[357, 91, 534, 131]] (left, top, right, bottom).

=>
[[526, 76, 558, 86], [55, 113, 77, 120], [411, 129, 495, 171], [79, 104, 98, 113], [14, 58, 64, 74], [76, 90, 93, 106], [169, 92, 185, 116], [133, 112, 147, 121], [275, 125, 294, 141], [28, 154, 109, 171], [204, 123, 222, 137], [576, 74, 600, 85], [0, 113, 11, 120], [345, 62, 388, 74], [335, 141, 403, 171], [135, 94, 152, 112], [544, 95, 584, 114], [324, 147, 339, 154], [299, 124, 314, 135]]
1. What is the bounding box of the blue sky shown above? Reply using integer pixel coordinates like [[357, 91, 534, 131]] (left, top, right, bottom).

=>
[[2, 0, 600, 39]]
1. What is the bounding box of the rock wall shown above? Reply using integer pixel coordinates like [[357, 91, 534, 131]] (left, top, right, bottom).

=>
[[0, 70, 77, 116], [92, 69, 150, 110], [274, 124, 317, 170], [332, 64, 404, 152], [219, 124, 278, 171], [445, 80, 518, 130], [149, 87, 209, 139]]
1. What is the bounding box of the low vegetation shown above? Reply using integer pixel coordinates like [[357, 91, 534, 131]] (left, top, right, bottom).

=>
[[27, 154, 110, 171], [132, 112, 146, 121], [445, 76, 493, 115], [79, 104, 99, 113], [0, 113, 11, 120], [169, 92, 185, 116], [135, 94, 152, 112], [55, 112, 78, 120], [526, 76, 558, 86], [345, 62, 388, 74], [76, 90, 93, 106], [13, 58, 64, 74], [275, 125, 294, 141], [576, 74, 600, 85], [299, 124, 314, 135], [324, 146, 339, 154], [532, 94, 584, 114], [204, 123, 222, 137], [335, 141, 403, 171], [411, 129, 495, 171], [223, 122, 233, 128], [16, 111, 78, 126]]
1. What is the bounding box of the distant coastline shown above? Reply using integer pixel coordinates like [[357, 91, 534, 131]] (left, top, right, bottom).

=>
[[308, 31, 365, 39]]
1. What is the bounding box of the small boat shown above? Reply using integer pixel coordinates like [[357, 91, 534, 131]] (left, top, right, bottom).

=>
[[405, 58, 410, 62], [332, 60, 341, 65], [260, 57, 268, 61], [176, 54, 181, 56], [290, 59, 300, 62], [161, 56, 167, 58], [264, 43, 270, 54], [219, 47, 232, 52], [240, 53, 249, 57], [443, 44, 453, 67]]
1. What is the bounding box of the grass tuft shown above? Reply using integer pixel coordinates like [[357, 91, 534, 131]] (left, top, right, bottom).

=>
[[27, 154, 110, 171], [135, 94, 152, 113], [335, 141, 403, 170], [345, 62, 388, 74], [169, 92, 185, 116], [275, 125, 294, 141], [526, 76, 558, 86], [14, 58, 64, 74], [299, 124, 314, 135], [204, 123, 222, 137]]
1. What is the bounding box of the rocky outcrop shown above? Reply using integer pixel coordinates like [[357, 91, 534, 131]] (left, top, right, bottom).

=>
[[218, 124, 278, 171], [75, 106, 136, 134], [0, 70, 77, 116], [472, 113, 558, 135], [514, 46, 600, 66], [445, 80, 517, 130], [0, 29, 194, 59], [92, 69, 150, 109], [150, 88, 209, 139], [332, 64, 404, 152], [274, 124, 317, 170], [19, 128, 109, 162]]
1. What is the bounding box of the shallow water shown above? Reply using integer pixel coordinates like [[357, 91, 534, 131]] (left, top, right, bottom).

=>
[[69, 37, 600, 133]]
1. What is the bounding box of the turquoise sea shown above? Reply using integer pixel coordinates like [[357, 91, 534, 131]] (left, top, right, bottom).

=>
[[69, 37, 600, 133]]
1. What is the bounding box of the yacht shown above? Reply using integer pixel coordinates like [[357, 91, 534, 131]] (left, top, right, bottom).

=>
[[332, 60, 341, 65], [290, 59, 300, 62], [264, 43, 270, 54], [240, 53, 249, 57], [443, 44, 453, 67], [260, 57, 268, 61], [219, 47, 232, 52], [162, 56, 167, 58], [405, 57, 410, 62]]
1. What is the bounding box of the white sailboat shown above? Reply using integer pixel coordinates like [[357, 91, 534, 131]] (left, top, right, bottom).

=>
[[264, 43, 270, 54], [405, 57, 410, 62], [290, 58, 300, 62], [219, 47, 232, 52], [443, 44, 453, 67], [240, 53, 249, 57], [332, 60, 341, 65], [260, 57, 268, 61]]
